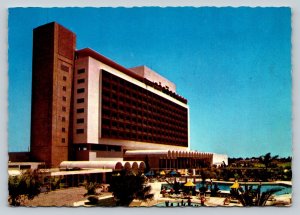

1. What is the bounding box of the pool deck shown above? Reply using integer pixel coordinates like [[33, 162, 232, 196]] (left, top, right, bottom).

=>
[[72, 180, 292, 207], [146, 181, 240, 207], [275, 181, 292, 186], [144, 180, 292, 207]]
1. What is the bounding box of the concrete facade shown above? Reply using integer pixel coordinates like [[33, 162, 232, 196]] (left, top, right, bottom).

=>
[[30, 22, 76, 167], [29, 22, 226, 168], [72, 49, 189, 162], [212, 153, 229, 167], [129, 65, 176, 92]]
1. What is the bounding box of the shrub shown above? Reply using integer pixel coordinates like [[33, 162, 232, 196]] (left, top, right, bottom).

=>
[[84, 182, 99, 196], [50, 177, 61, 190], [230, 184, 282, 206], [8, 169, 43, 206], [87, 195, 99, 205], [110, 170, 154, 206]]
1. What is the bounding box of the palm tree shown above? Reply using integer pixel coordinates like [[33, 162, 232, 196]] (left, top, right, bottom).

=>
[[258, 153, 279, 181], [110, 170, 154, 206], [8, 169, 43, 206], [259, 153, 279, 170], [199, 169, 210, 194], [230, 184, 282, 206]]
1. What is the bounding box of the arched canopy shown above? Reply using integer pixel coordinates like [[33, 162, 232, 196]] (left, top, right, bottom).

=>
[[115, 162, 123, 170], [131, 162, 139, 173], [139, 162, 145, 170], [124, 162, 131, 170], [59, 160, 146, 171]]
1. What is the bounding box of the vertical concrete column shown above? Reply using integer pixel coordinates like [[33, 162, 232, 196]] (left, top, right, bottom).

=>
[[166, 158, 169, 169], [102, 172, 106, 183]]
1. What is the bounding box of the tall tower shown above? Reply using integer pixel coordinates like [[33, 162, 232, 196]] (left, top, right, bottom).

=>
[[30, 22, 76, 167]]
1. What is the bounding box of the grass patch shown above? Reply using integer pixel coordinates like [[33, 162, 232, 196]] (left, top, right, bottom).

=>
[[278, 162, 291, 169]]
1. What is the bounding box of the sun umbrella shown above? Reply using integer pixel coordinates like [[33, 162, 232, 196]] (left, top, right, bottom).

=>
[[184, 181, 196, 187], [230, 181, 240, 189], [180, 169, 188, 175], [145, 170, 154, 176], [169, 170, 178, 176], [160, 170, 166, 176]]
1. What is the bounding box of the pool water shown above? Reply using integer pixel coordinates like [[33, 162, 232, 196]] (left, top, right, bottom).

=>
[[196, 183, 292, 196], [161, 182, 291, 196]]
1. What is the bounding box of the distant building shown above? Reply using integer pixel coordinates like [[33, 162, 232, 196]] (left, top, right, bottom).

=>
[[28, 22, 224, 169], [212, 153, 229, 167]]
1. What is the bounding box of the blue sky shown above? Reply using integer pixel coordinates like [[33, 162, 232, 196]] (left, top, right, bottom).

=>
[[8, 7, 291, 158]]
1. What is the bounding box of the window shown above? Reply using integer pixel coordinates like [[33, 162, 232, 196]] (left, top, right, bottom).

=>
[[62, 96, 66, 101], [62, 127, 66, 132], [78, 69, 85, 74], [77, 78, 85, 84], [62, 86, 66, 91], [77, 88, 85, 93], [62, 117, 66, 122], [77, 118, 84, 123], [77, 108, 84, 113], [62, 106, 66, 112], [63, 76, 67, 81], [61, 65, 69, 72], [77, 98, 84, 103], [62, 138, 66, 143], [76, 129, 84, 134]]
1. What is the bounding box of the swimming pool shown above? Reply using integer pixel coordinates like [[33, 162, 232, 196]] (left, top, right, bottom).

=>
[[161, 182, 291, 196], [195, 182, 292, 196]]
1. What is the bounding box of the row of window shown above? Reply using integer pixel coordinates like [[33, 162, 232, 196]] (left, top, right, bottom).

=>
[[77, 98, 84, 103], [77, 88, 85, 93], [74, 69, 86, 136], [77, 108, 84, 113], [101, 100, 187, 127], [103, 95, 187, 121], [101, 70, 188, 147], [76, 129, 84, 134], [60, 64, 70, 145], [77, 78, 85, 84], [78, 68, 85, 74], [61, 64, 69, 72]]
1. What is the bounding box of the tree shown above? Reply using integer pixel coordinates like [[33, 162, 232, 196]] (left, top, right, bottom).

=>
[[172, 181, 181, 194], [199, 169, 210, 194], [84, 182, 101, 197], [259, 153, 279, 170], [110, 170, 154, 206], [258, 153, 279, 181], [144, 155, 151, 173], [8, 169, 43, 206], [230, 184, 282, 206]]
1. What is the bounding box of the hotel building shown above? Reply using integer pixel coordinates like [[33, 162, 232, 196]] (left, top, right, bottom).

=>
[[29, 22, 220, 169]]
